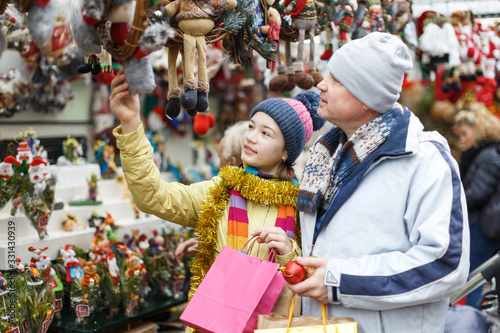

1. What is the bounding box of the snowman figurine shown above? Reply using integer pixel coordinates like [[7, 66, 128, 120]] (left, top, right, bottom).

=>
[[0, 156, 21, 179], [29, 157, 48, 192], [17, 141, 33, 165]]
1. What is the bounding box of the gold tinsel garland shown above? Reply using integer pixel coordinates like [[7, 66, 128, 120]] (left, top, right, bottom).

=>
[[187, 166, 301, 321]]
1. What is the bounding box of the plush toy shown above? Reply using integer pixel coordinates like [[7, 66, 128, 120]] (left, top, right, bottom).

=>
[[1, 2, 55, 62], [16, 140, 33, 164], [0, 5, 26, 57], [28, 157, 48, 192], [0, 68, 31, 118], [318, 0, 356, 61], [269, 0, 322, 92], [452, 11, 482, 83], [261, 7, 281, 52], [163, 0, 237, 118], [12, 0, 59, 48], [70, 0, 170, 95], [79, 258, 100, 287], [390, 0, 412, 34], [337, 1, 356, 48], [479, 28, 500, 81], [193, 110, 216, 136], [417, 11, 461, 93], [59, 245, 81, 282], [62, 213, 87, 231], [124, 255, 146, 278], [284, 0, 322, 89], [0, 156, 20, 179], [362, 0, 387, 33]]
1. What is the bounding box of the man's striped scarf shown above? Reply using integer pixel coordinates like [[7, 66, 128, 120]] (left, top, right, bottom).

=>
[[297, 107, 402, 215]]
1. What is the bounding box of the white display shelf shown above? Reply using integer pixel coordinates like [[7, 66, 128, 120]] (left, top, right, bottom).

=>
[[0, 215, 169, 271], [0, 163, 179, 271]]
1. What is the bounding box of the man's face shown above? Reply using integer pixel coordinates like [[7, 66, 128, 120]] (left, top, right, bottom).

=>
[[316, 73, 367, 137]]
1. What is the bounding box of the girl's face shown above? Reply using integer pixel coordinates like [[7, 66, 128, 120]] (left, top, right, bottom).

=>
[[454, 123, 475, 150], [242, 112, 287, 175]]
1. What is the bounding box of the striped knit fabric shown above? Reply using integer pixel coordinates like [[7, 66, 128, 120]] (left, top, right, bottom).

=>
[[297, 107, 402, 214], [227, 189, 250, 251], [275, 205, 296, 240]]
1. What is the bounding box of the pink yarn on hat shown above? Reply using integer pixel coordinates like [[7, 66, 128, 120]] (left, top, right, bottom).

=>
[[283, 98, 313, 142]]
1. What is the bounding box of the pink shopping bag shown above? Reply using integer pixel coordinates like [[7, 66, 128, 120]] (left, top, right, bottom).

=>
[[180, 245, 285, 333]]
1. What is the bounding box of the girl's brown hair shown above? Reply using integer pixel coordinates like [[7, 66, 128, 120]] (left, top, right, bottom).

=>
[[277, 160, 297, 182]]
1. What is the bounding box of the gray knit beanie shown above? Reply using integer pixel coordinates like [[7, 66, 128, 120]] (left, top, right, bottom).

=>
[[250, 91, 326, 164], [327, 32, 413, 113]]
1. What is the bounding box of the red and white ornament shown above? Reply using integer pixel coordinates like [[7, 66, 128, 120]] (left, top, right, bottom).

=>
[[0, 156, 20, 179], [29, 157, 48, 192], [16, 141, 33, 165]]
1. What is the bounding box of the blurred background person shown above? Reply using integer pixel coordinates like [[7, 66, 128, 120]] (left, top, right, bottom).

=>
[[454, 103, 500, 309]]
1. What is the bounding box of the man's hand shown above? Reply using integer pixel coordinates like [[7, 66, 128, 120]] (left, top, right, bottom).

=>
[[110, 69, 141, 134], [287, 256, 330, 304]]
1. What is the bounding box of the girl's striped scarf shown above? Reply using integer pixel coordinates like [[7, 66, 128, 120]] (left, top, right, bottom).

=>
[[297, 107, 402, 215], [227, 165, 297, 250]]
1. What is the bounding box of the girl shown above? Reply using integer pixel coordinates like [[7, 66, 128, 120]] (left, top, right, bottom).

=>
[[110, 70, 325, 330]]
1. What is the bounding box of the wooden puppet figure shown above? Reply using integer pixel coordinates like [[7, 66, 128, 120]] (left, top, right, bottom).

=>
[[284, 0, 323, 89], [164, 0, 237, 119]]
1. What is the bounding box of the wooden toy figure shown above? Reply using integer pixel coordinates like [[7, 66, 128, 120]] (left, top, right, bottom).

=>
[[284, 0, 323, 89], [163, 0, 237, 118]]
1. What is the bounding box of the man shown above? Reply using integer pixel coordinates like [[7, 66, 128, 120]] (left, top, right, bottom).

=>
[[289, 32, 470, 333]]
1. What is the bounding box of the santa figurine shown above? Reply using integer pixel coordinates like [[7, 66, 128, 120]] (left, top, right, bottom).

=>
[[16, 141, 33, 165], [60, 245, 81, 282], [29, 157, 48, 192], [107, 253, 120, 286], [0, 156, 21, 179], [481, 29, 500, 80]]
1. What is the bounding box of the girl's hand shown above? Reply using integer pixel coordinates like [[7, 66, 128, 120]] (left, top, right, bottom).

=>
[[110, 70, 141, 134], [251, 226, 293, 255]]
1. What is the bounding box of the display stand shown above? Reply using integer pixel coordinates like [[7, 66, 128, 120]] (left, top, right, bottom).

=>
[[0, 163, 188, 331], [0, 163, 179, 270], [48, 296, 186, 333]]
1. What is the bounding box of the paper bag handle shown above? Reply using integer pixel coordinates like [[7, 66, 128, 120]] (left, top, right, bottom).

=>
[[241, 235, 277, 262], [286, 293, 331, 333]]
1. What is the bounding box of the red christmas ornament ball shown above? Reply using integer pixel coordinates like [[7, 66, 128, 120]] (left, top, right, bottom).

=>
[[283, 261, 306, 284]]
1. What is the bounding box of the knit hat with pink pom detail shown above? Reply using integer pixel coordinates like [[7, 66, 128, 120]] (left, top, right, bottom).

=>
[[251, 91, 326, 164]]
